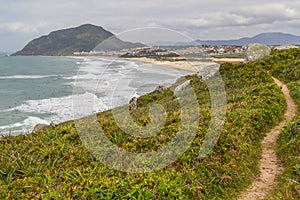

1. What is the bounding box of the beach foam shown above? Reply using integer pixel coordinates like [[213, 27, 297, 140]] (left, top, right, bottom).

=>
[[5, 92, 109, 124], [0, 116, 49, 135], [0, 75, 56, 79], [0, 56, 187, 135]]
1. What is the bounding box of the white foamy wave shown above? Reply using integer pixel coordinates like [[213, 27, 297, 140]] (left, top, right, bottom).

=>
[[66, 56, 86, 60], [84, 56, 115, 63], [73, 92, 110, 119], [123, 60, 140, 68], [65, 57, 137, 82], [64, 73, 99, 80], [5, 92, 109, 124], [0, 116, 49, 135], [0, 75, 56, 79]]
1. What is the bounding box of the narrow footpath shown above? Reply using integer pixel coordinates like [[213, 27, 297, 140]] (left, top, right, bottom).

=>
[[238, 77, 297, 200]]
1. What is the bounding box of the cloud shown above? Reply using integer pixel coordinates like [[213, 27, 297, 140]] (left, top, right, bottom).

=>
[[0, 0, 300, 51], [0, 22, 48, 34], [229, 3, 300, 28], [236, 3, 299, 18]]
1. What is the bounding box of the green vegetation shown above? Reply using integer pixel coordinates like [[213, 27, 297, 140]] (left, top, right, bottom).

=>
[[154, 57, 186, 62], [211, 53, 245, 59], [257, 48, 300, 83], [256, 49, 300, 200], [0, 50, 291, 199]]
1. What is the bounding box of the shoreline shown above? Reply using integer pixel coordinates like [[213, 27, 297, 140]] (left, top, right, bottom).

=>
[[212, 58, 245, 64], [122, 57, 198, 73], [1, 55, 237, 136], [122, 57, 244, 73], [0, 56, 195, 136]]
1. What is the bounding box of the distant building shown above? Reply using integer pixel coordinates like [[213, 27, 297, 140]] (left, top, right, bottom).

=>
[[275, 44, 299, 50]]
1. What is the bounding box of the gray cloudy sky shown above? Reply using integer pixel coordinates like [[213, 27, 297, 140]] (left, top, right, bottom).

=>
[[1, 0, 300, 51]]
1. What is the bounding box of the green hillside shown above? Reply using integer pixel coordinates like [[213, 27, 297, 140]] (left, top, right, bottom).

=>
[[12, 24, 144, 56], [1, 49, 299, 199]]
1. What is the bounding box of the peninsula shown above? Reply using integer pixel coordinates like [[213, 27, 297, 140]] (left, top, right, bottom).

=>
[[12, 24, 144, 56]]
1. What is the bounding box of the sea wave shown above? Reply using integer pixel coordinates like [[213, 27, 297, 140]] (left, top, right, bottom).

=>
[[0, 56, 186, 136], [0, 116, 49, 135], [0, 75, 56, 79], [4, 92, 109, 123], [0, 92, 110, 135]]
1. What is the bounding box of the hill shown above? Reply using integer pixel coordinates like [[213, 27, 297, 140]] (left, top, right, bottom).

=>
[[149, 32, 300, 46], [12, 24, 144, 56], [195, 32, 300, 46]]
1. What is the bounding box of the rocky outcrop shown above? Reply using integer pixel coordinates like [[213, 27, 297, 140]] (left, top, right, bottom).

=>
[[196, 63, 220, 81], [129, 97, 138, 110], [245, 43, 271, 62], [33, 124, 50, 132], [33, 122, 56, 132], [154, 84, 171, 94], [174, 80, 191, 96]]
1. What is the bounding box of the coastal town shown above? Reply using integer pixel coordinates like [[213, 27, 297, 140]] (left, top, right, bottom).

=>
[[74, 45, 247, 57], [73, 44, 299, 60]]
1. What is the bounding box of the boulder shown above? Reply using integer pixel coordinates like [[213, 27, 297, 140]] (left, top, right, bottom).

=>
[[196, 63, 220, 81], [245, 43, 271, 62], [174, 80, 191, 96], [129, 97, 138, 110], [50, 122, 57, 128], [33, 124, 50, 132], [154, 84, 171, 94], [33, 122, 56, 132]]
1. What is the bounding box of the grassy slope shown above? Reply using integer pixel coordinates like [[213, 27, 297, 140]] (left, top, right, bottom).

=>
[[256, 49, 300, 200], [0, 55, 287, 199]]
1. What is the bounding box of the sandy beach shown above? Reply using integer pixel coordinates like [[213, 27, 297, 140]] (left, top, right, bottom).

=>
[[123, 57, 246, 73], [123, 57, 231, 74], [123, 57, 198, 73], [212, 58, 245, 64]]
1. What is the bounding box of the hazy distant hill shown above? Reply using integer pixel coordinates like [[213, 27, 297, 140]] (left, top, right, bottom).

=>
[[13, 24, 144, 56], [149, 32, 300, 46], [195, 32, 300, 46]]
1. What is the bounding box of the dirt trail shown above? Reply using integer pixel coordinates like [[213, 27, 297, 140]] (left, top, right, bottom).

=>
[[238, 77, 297, 200]]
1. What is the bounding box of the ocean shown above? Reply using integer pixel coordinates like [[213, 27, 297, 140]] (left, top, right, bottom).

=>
[[0, 55, 189, 135]]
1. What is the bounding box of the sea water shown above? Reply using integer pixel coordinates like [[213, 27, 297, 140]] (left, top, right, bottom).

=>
[[0, 55, 189, 135]]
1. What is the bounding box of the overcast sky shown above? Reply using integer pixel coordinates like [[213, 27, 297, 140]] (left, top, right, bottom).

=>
[[1, 0, 300, 51]]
